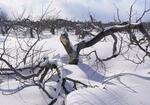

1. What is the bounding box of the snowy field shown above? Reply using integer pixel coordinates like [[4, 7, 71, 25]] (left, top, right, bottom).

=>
[[0, 31, 150, 105]]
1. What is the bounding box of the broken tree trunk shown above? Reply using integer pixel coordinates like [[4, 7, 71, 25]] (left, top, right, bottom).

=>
[[60, 33, 80, 64]]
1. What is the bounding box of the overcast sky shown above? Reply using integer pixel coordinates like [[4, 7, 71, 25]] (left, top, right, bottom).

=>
[[0, 0, 150, 22]]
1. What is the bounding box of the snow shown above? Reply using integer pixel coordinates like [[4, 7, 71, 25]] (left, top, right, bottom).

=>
[[0, 31, 150, 105], [0, 86, 50, 105], [66, 73, 150, 105]]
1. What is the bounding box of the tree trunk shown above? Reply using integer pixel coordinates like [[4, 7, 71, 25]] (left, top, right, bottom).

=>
[[30, 28, 34, 38]]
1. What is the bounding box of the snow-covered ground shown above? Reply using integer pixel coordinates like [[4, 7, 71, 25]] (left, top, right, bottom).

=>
[[0, 31, 150, 105]]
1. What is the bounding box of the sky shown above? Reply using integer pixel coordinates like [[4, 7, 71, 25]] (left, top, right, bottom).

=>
[[0, 0, 150, 22]]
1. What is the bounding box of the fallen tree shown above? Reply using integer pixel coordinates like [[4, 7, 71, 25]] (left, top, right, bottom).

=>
[[60, 22, 150, 64]]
